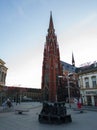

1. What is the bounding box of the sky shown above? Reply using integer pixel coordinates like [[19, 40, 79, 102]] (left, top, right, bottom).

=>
[[0, 0, 97, 88]]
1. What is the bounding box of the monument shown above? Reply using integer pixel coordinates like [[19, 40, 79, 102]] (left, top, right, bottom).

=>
[[39, 12, 72, 124]]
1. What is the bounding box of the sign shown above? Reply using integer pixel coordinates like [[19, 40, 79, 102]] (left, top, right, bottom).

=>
[[85, 90, 97, 95]]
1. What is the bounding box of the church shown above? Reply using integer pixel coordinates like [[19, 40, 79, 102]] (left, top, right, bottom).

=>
[[41, 12, 80, 102]]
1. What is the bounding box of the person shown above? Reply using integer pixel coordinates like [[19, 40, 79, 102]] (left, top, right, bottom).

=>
[[6, 98, 12, 108], [77, 97, 83, 113], [74, 98, 78, 104], [77, 97, 82, 108], [77, 102, 81, 109]]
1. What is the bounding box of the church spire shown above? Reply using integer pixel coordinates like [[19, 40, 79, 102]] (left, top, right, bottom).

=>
[[48, 11, 55, 33], [41, 12, 63, 102], [49, 11, 54, 28], [72, 52, 75, 67]]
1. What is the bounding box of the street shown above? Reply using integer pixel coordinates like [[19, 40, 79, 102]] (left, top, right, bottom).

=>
[[0, 102, 97, 130]]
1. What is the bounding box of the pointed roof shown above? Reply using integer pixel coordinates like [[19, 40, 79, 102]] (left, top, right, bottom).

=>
[[61, 61, 76, 72], [48, 11, 54, 30], [72, 52, 75, 66]]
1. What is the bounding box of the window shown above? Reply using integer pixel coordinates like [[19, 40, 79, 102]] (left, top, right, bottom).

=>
[[85, 77, 89, 88], [91, 76, 96, 88]]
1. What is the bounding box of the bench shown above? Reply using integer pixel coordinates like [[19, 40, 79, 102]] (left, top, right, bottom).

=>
[[15, 109, 29, 114]]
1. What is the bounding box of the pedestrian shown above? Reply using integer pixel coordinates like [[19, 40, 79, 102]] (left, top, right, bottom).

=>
[[77, 102, 81, 109], [7, 98, 12, 108], [77, 97, 83, 113]]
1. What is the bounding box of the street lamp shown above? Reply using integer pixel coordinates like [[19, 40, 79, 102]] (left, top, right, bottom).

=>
[[67, 76, 71, 108], [58, 73, 73, 109], [68, 73, 73, 108]]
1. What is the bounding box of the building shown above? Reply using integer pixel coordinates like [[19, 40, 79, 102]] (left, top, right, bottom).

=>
[[77, 62, 97, 106], [61, 61, 80, 102], [41, 13, 80, 102], [41, 12, 63, 102], [6, 86, 41, 102], [0, 59, 7, 88], [0, 59, 8, 105]]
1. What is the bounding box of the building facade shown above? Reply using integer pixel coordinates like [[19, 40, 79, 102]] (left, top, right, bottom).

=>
[[0, 59, 8, 105], [77, 62, 97, 106], [0, 59, 7, 88], [6, 86, 41, 102]]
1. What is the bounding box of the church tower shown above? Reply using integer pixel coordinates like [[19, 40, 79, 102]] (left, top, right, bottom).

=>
[[41, 12, 63, 102]]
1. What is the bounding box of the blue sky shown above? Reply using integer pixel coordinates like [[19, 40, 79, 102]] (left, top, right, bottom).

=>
[[0, 0, 97, 88]]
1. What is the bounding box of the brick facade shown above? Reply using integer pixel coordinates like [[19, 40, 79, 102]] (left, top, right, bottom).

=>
[[41, 13, 63, 102]]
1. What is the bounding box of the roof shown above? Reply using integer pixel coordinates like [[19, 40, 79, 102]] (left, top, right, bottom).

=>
[[0, 59, 5, 65], [76, 62, 97, 74], [61, 61, 76, 72]]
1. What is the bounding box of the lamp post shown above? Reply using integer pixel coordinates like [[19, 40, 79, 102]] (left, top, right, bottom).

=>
[[67, 77, 71, 108], [58, 73, 73, 109]]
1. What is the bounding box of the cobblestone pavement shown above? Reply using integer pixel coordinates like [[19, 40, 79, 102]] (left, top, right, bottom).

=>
[[0, 102, 97, 130]]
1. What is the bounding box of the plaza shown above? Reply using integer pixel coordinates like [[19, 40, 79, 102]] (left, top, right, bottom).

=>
[[0, 102, 97, 130]]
